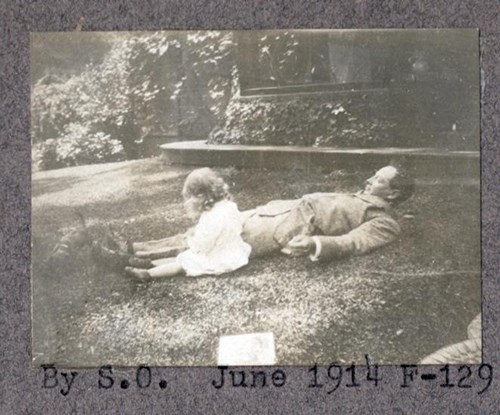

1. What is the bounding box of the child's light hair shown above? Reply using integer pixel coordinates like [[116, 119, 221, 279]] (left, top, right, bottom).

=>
[[182, 168, 231, 210]]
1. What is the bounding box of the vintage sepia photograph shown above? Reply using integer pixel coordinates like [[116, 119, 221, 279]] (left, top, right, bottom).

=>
[[31, 29, 480, 367]]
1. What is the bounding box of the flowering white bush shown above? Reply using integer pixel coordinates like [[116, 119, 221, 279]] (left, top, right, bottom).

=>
[[33, 123, 125, 170]]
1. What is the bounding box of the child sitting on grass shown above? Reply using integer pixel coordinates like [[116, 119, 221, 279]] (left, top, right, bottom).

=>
[[125, 168, 251, 282]]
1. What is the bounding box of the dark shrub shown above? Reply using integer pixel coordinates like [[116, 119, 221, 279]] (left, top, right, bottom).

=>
[[209, 93, 399, 148]]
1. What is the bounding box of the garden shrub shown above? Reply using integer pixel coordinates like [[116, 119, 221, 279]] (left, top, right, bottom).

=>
[[32, 31, 238, 170], [33, 124, 125, 171], [209, 93, 400, 148], [208, 85, 477, 150]]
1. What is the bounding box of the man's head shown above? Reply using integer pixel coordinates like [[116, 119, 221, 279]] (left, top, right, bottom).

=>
[[364, 165, 415, 205]]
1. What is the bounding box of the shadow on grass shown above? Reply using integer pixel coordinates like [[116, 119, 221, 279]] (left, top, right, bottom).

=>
[[32, 159, 481, 366], [32, 176, 85, 198]]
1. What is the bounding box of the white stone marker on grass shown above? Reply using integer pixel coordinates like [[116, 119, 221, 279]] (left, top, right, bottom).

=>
[[217, 332, 276, 366]]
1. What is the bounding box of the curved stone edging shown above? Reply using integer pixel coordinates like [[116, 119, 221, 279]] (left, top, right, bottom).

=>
[[160, 140, 479, 177]]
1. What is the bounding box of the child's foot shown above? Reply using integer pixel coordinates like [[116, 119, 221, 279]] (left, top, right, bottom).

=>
[[125, 266, 152, 282], [128, 256, 153, 269]]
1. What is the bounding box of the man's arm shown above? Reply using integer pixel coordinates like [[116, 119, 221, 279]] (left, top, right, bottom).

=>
[[314, 211, 401, 260]]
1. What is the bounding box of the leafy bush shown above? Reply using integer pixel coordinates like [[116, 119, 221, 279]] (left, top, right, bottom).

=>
[[33, 124, 125, 171], [31, 35, 168, 163], [209, 94, 398, 148], [32, 31, 238, 170]]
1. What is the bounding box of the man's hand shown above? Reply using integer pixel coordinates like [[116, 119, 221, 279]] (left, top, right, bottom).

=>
[[284, 235, 315, 256]]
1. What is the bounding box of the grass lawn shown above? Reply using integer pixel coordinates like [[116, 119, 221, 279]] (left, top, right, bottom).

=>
[[32, 158, 481, 366]]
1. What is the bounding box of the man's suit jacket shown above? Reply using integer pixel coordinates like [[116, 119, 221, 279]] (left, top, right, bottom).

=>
[[241, 192, 401, 260]]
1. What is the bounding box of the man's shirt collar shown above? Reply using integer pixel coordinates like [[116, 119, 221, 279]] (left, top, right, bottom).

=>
[[355, 191, 392, 210]]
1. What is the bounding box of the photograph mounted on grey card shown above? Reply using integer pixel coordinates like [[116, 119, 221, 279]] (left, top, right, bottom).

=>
[[31, 29, 480, 367]]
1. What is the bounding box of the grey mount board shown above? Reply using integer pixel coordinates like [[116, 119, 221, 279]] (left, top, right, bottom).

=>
[[1, 1, 499, 414]]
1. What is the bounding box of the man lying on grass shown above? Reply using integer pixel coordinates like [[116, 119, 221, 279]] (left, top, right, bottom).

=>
[[107, 165, 414, 279]]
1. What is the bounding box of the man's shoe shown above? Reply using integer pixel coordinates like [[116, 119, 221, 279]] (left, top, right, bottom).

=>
[[126, 240, 134, 254], [128, 256, 153, 269], [103, 226, 133, 253], [91, 241, 131, 269]]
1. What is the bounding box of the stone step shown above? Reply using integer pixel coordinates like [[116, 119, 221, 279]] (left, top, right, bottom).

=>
[[160, 140, 479, 177]]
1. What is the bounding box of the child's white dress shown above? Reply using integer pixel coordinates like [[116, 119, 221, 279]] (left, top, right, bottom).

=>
[[177, 200, 252, 277]]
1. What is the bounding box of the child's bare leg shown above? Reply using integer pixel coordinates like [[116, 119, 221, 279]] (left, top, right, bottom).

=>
[[148, 258, 185, 278], [132, 234, 187, 256], [151, 257, 179, 267], [125, 258, 184, 282], [135, 246, 183, 260]]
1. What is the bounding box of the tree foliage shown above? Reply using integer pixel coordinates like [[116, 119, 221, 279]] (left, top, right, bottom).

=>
[[32, 31, 236, 170], [32, 30, 478, 171]]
